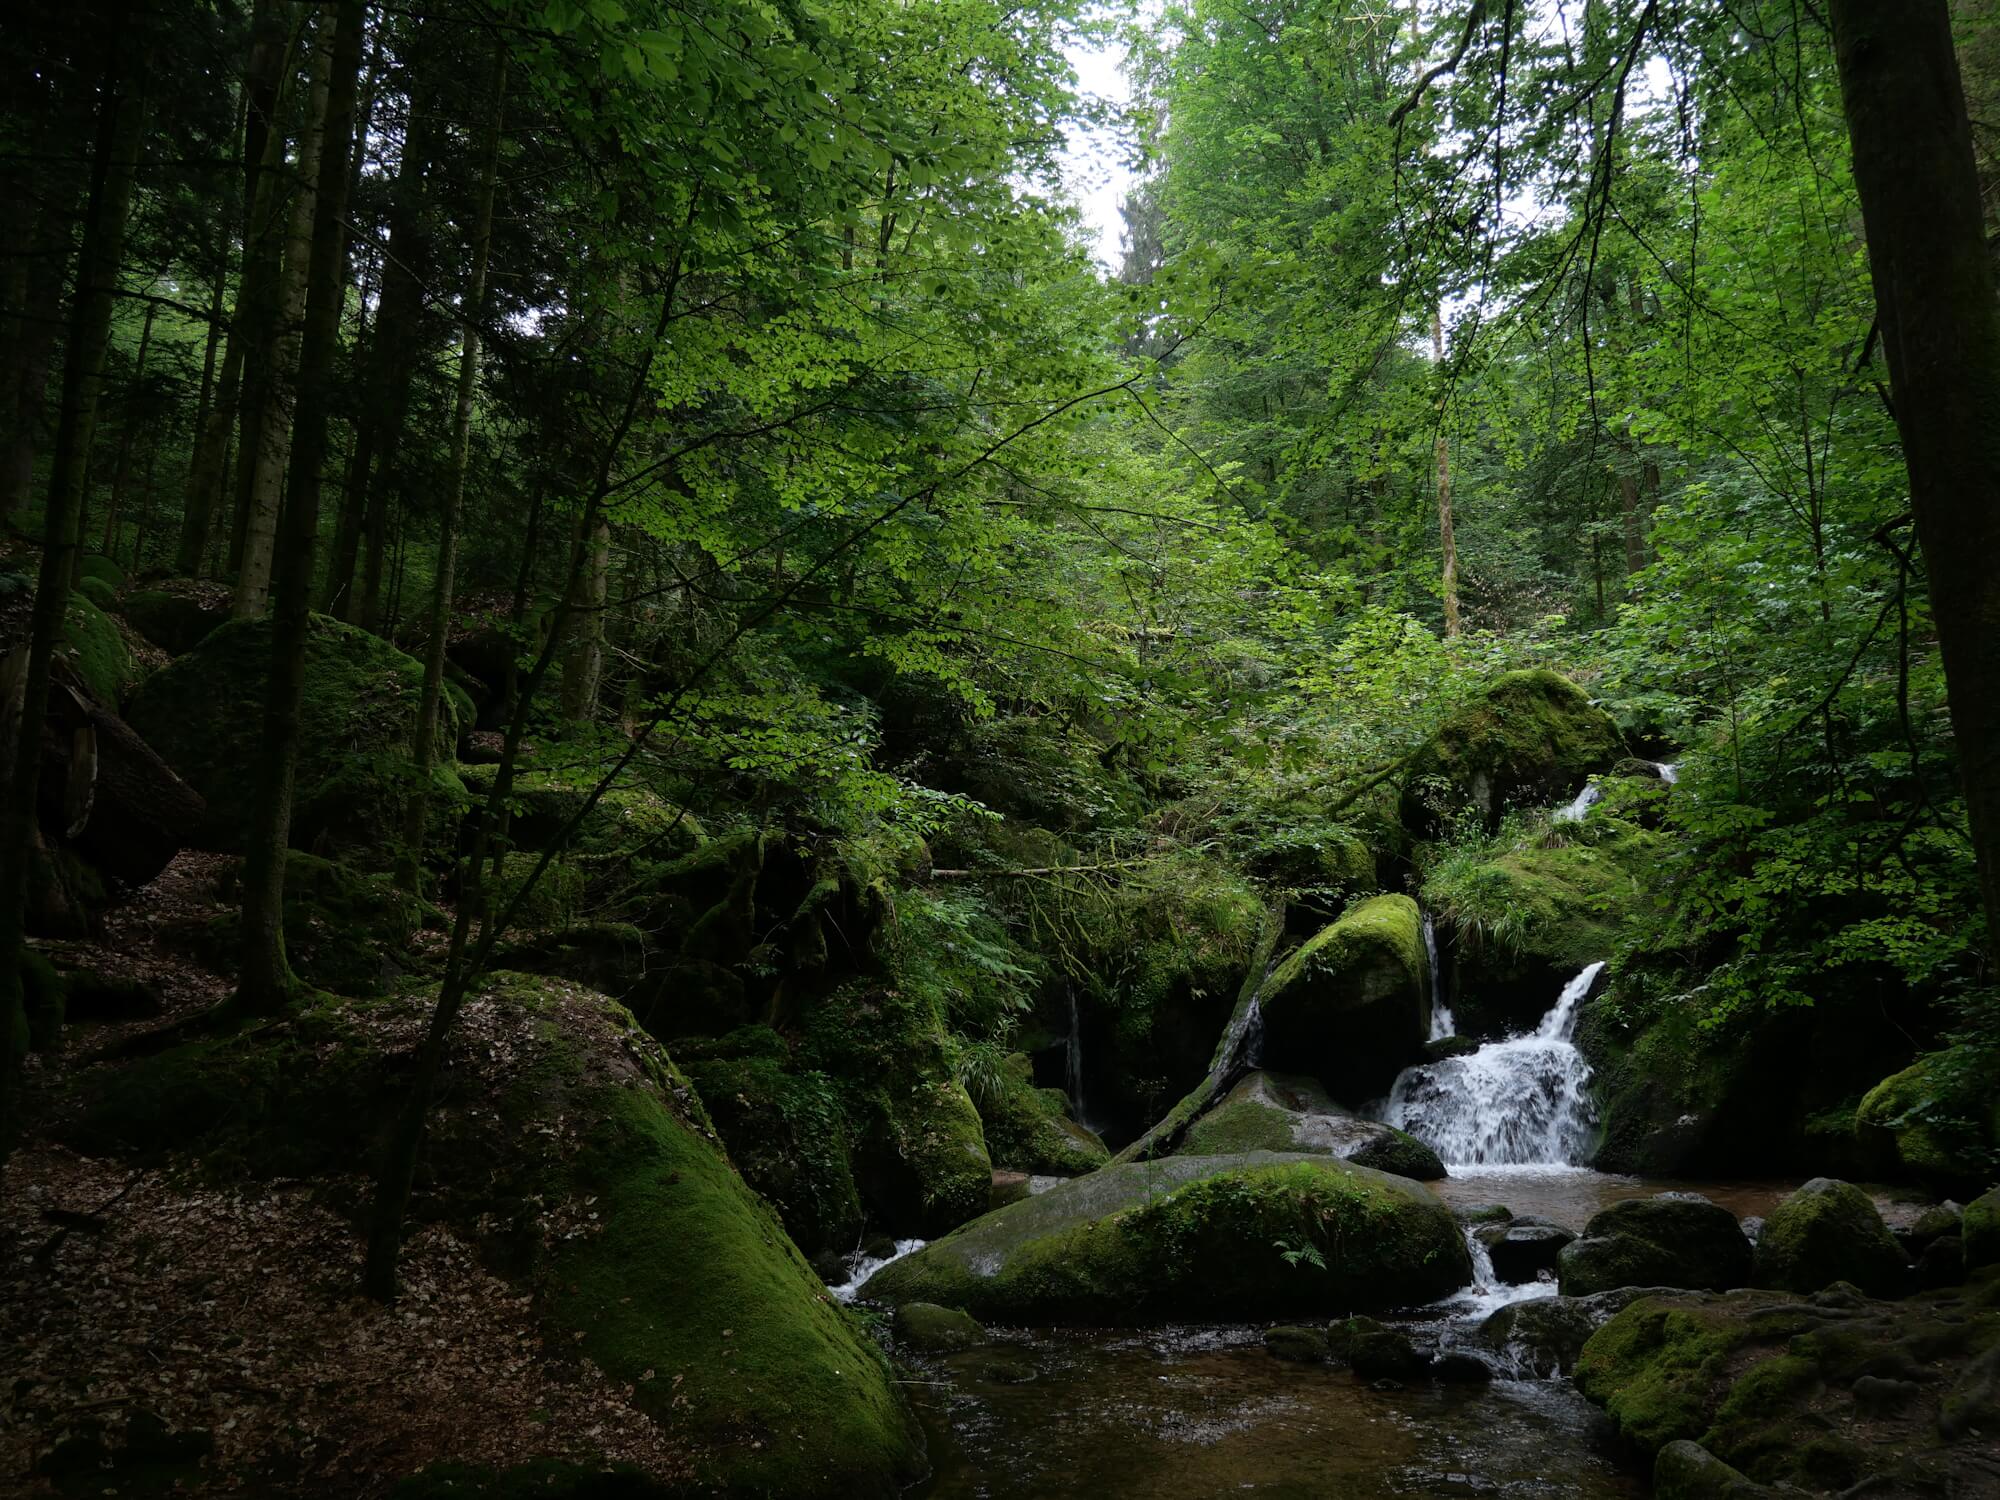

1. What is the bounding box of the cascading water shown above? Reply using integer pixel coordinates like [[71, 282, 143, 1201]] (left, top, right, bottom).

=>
[[1421, 912, 1455, 1041], [1383, 962, 1606, 1167], [1552, 781, 1603, 823], [1656, 760, 1680, 783], [1066, 985, 1086, 1122]]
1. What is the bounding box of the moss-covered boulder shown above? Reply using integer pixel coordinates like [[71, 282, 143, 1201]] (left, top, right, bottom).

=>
[[1558, 1195, 1752, 1297], [69, 975, 924, 1497], [59, 591, 134, 709], [1653, 1441, 1771, 1500], [458, 760, 699, 862], [1175, 1070, 1444, 1180], [1575, 1282, 2000, 1494], [681, 1029, 864, 1257], [126, 614, 470, 864], [1422, 824, 1660, 1036], [973, 1053, 1108, 1176], [1752, 1179, 1909, 1298], [203, 852, 429, 997], [1474, 1285, 1677, 1377], [1401, 669, 1625, 835], [1257, 894, 1428, 1101], [800, 982, 993, 1238], [1854, 1052, 2000, 1193], [1962, 1189, 2000, 1272], [893, 1302, 985, 1353], [933, 714, 1145, 834], [75, 573, 117, 611], [859, 1152, 1470, 1323], [119, 583, 230, 655]]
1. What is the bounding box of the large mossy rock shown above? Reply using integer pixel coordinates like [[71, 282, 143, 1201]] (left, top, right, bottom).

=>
[[1752, 1178, 1908, 1298], [58, 591, 135, 710], [1558, 1194, 1752, 1297], [1257, 894, 1428, 1101], [202, 852, 428, 998], [1400, 669, 1625, 836], [1854, 1051, 2000, 1194], [119, 581, 230, 655], [1474, 1286, 1678, 1377], [931, 713, 1145, 835], [799, 981, 993, 1238], [1968, 1190, 2000, 1273], [680, 1027, 865, 1258], [974, 1053, 1108, 1177], [126, 614, 470, 863], [68, 974, 923, 1498], [1575, 1282, 2000, 1494], [1423, 826, 1660, 1036], [859, 1152, 1470, 1323], [1176, 1070, 1444, 1180]]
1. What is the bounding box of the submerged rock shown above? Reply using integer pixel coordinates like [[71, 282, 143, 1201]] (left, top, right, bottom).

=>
[[1477, 1215, 1576, 1284], [1264, 1324, 1332, 1362], [1176, 1070, 1444, 1181], [1399, 669, 1624, 836], [1257, 895, 1429, 1102], [894, 1302, 986, 1353], [1474, 1286, 1678, 1378], [1751, 1178, 1909, 1298], [859, 1152, 1470, 1323], [1652, 1440, 1770, 1499], [1557, 1194, 1751, 1297]]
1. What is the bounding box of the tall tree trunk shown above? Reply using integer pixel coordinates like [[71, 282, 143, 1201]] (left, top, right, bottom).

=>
[[234, 8, 329, 619], [235, 0, 363, 1013], [97, 295, 156, 563], [1617, 467, 1645, 576], [1430, 308, 1459, 636], [560, 512, 610, 720], [338, 53, 439, 627], [402, 51, 505, 891], [226, 0, 303, 584], [2, 200, 76, 524], [0, 57, 145, 1143], [177, 295, 241, 576], [1831, 0, 2000, 949]]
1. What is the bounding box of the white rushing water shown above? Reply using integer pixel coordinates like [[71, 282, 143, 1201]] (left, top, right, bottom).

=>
[[1383, 962, 1606, 1168], [1421, 912, 1455, 1041], [1551, 781, 1603, 823], [829, 1238, 926, 1303], [1656, 760, 1679, 783]]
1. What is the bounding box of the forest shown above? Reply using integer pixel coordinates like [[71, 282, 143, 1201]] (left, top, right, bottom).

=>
[[2, 0, 1998, 1495]]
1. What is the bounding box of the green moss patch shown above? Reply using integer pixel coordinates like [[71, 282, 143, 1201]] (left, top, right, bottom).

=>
[[861, 1152, 1470, 1322], [60, 590, 134, 708], [973, 1053, 1108, 1176], [126, 614, 470, 864], [1257, 894, 1427, 1100]]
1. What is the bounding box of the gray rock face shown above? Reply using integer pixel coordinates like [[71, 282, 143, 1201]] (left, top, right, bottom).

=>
[[1476, 1215, 1576, 1284], [861, 1152, 1471, 1323], [1653, 1440, 1770, 1499], [1557, 1193, 1752, 1297], [1178, 1071, 1446, 1180]]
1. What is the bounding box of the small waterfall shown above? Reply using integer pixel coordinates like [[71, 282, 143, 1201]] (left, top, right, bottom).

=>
[[1656, 760, 1680, 783], [830, 1238, 926, 1303], [1382, 962, 1606, 1167], [1421, 912, 1455, 1041], [1066, 986, 1086, 1122], [1552, 780, 1603, 823]]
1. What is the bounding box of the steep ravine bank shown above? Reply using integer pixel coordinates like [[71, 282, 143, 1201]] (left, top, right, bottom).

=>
[[7, 601, 1995, 1498]]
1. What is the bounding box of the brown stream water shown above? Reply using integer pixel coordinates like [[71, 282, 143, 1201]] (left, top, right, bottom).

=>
[[901, 1170, 1931, 1498]]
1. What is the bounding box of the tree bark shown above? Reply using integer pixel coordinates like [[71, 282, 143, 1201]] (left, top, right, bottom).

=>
[[402, 50, 504, 890], [1617, 467, 1645, 576], [235, 0, 364, 1013], [1830, 0, 2000, 946], [560, 512, 611, 719], [0, 54, 145, 1142], [233, 8, 330, 620], [1430, 308, 1459, 636], [1, 201, 75, 522], [96, 294, 156, 564]]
